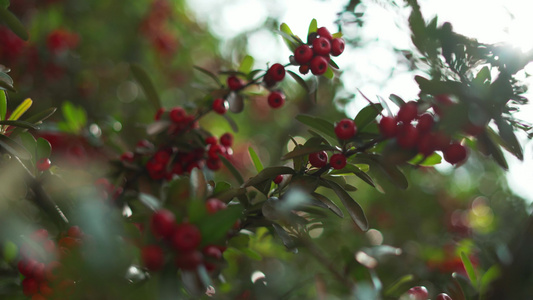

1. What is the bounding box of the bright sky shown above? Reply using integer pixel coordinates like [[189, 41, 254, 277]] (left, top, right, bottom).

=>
[[185, 0, 533, 202]]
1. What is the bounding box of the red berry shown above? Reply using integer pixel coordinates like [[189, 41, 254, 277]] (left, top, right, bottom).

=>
[[120, 151, 135, 162], [416, 113, 434, 133], [203, 245, 223, 260], [67, 226, 83, 238], [294, 45, 313, 64], [30, 229, 49, 242], [212, 98, 228, 114], [39, 282, 53, 297], [436, 293, 452, 300], [443, 143, 467, 164], [154, 150, 171, 164], [42, 239, 56, 254], [227, 75, 244, 91], [150, 209, 176, 239], [175, 250, 203, 270], [22, 278, 39, 296], [220, 133, 233, 147], [18, 259, 37, 277], [434, 94, 454, 116], [299, 64, 310, 75], [32, 262, 46, 281], [407, 286, 428, 300], [267, 63, 285, 82], [379, 116, 398, 138], [334, 119, 357, 140], [172, 223, 202, 252], [432, 131, 451, 151], [208, 144, 225, 159], [309, 151, 328, 168], [170, 107, 187, 123], [267, 91, 285, 109], [206, 198, 226, 214], [316, 27, 333, 40], [312, 37, 331, 56], [330, 153, 347, 170], [154, 107, 165, 120], [310, 56, 328, 75], [397, 101, 418, 123], [206, 158, 221, 170], [273, 175, 283, 184], [417, 133, 435, 156], [59, 237, 81, 249], [205, 136, 217, 145], [142, 245, 165, 271], [330, 38, 345, 56], [36, 158, 51, 171], [396, 124, 419, 149]]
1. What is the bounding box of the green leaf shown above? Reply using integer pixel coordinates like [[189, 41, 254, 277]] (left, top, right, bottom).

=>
[[0, 134, 31, 160], [478, 130, 508, 170], [296, 114, 336, 139], [354, 154, 408, 190], [130, 64, 161, 110], [0, 72, 15, 92], [190, 168, 207, 200], [138, 193, 162, 211], [287, 70, 309, 93], [193, 66, 222, 86], [197, 205, 242, 244], [328, 59, 340, 70], [272, 223, 296, 251], [280, 23, 294, 36], [248, 147, 264, 173], [213, 181, 231, 194], [384, 274, 414, 297], [388, 94, 406, 107], [282, 144, 336, 160], [480, 265, 500, 297], [354, 103, 383, 131], [222, 114, 239, 133], [36, 138, 51, 159], [0, 90, 6, 120], [8, 98, 32, 122], [332, 32, 343, 39], [323, 65, 334, 79], [322, 179, 368, 231], [495, 117, 523, 160], [307, 19, 318, 36], [213, 187, 246, 203], [238, 55, 254, 74], [243, 166, 296, 188], [0, 0, 9, 9], [60, 101, 86, 133], [20, 107, 56, 125], [311, 192, 343, 218], [473, 66, 491, 85], [407, 152, 442, 166], [0, 8, 28, 40], [460, 251, 478, 288], [219, 154, 244, 185], [0, 120, 38, 130]]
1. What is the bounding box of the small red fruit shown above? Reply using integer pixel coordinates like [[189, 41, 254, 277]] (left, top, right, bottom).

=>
[[334, 119, 357, 140], [154, 107, 165, 120], [434, 94, 454, 116], [206, 198, 226, 214], [299, 64, 310, 75], [150, 209, 176, 239], [330, 153, 347, 170], [312, 37, 331, 56], [310, 55, 328, 75], [294, 45, 313, 64], [120, 151, 135, 162], [416, 113, 434, 133], [227, 75, 244, 91], [141, 245, 165, 271], [417, 133, 435, 156], [39, 282, 54, 297], [30, 229, 49, 242], [316, 27, 333, 40], [397, 101, 418, 123], [308, 151, 328, 168], [67, 226, 83, 238], [18, 259, 37, 277], [273, 175, 283, 184], [436, 293, 452, 300], [432, 131, 452, 151], [219, 133, 233, 147], [379, 116, 398, 138], [206, 158, 221, 170], [36, 158, 51, 171], [170, 107, 187, 123], [22, 278, 39, 296], [212, 98, 228, 114], [172, 223, 202, 252], [267, 63, 285, 82], [267, 91, 285, 108], [175, 250, 203, 270], [443, 143, 467, 164], [205, 136, 217, 145], [396, 124, 419, 149], [330, 38, 345, 56], [407, 286, 428, 300]]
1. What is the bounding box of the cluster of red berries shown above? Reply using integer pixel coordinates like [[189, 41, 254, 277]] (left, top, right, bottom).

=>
[[379, 99, 468, 165], [140, 0, 178, 56], [293, 27, 345, 75], [406, 286, 452, 300], [18, 227, 84, 300], [142, 202, 230, 273]]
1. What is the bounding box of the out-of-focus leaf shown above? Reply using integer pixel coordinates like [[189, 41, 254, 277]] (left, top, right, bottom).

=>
[[243, 166, 296, 188], [8, 98, 32, 122], [272, 223, 296, 251], [460, 251, 478, 287], [0, 0, 9, 9], [222, 114, 239, 133], [60, 101, 86, 133], [19, 107, 56, 125], [218, 154, 244, 185], [322, 179, 368, 231], [329, 59, 340, 70], [130, 64, 161, 110], [36, 138, 51, 159], [228, 93, 244, 113], [307, 18, 318, 36], [408, 152, 442, 166], [193, 66, 222, 86], [198, 205, 242, 244], [323, 66, 334, 79], [138, 193, 161, 211], [0, 134, 31, 160], [384, 274, 414, 297], [287, 70, 309, 93], [0, 90, 6, 120], [147, 120, 171, 135], [296, 115, 336, 139], [354, 103, 383, 131], [238, 55, 254, 74], [278, 27, 301, 52], [248, 147, 264, 173], [0, 8, 28, 40], [495, 117, 523, 160], [388, 94, 406, 107], [332, 32, 343, 38], [0, 72, 15, 92], [478, 130, 508, 170], [473, 66, 491, 85], [190, 168, 207, 200], [213, 187, 246, 203], [354, 154, 408, 190], [0, 120, 38, 130], [311, 192, 343, 218], [282, 144, 336, 160], [480, 265, 500, 297]]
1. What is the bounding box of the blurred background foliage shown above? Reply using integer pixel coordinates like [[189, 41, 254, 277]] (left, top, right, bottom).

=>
[[0, 0, 532, 299]]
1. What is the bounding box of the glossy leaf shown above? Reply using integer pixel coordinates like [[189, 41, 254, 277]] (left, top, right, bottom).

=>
[[0, 8, 28, 40], [0, 0, 9, 9], [0, 134, 31, 160], [322, 179, 369, 231], [0, 120, 38, 130], [296, 115, 336, 139], [248, 147, 264, 173], [0, 72, 15, 92], [311, 192, 344, 218], [19, 107, 56, 125], [272, 223, 296, 251], [36, 138, 51, 159], [219, 154, 244, 185], [287, 70, 309, 93], [388, 94, 406, 107], [8, 98, 32, 122], [238, 55, 254, 74], [243, 166, 296, 188], [357, 154, 408, 190], [0, 90, 6, 120], [307, 18, 318, 36], [138, 193, 162, 211], [130, 64, 161, 110], [354, 103, 383, 131], [495, 117, 523, 160]]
